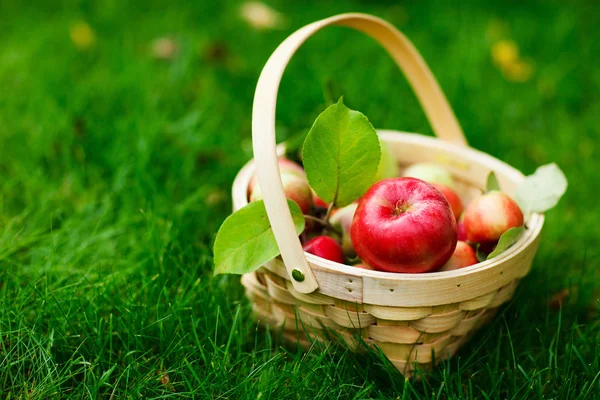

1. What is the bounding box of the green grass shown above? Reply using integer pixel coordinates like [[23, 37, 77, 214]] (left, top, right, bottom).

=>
[[1, 0, 599, 398]]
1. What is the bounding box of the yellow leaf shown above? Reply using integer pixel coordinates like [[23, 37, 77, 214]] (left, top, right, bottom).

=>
[[240, 2, 285, 30], [492, 39, 519, 68], [502, 60, 535, 82], [70, 21, 95, 50]]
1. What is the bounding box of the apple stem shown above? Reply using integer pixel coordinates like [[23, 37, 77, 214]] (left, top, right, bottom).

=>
[[303, 214, 342, 236]]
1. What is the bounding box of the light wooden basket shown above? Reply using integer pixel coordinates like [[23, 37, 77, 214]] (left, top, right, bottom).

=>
[[231, 13, 544, 376]]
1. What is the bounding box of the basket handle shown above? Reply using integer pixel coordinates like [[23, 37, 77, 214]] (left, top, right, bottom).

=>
[[252, 13, 467, 293]]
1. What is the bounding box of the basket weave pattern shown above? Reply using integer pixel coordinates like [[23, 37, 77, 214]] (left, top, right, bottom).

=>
[[242, 253, 527, 375]]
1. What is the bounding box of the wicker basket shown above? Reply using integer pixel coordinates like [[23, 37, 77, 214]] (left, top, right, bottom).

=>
[[231, 13, 544, 376]]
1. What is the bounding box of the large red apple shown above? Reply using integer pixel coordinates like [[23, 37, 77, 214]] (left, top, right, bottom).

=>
[[303, 236, 344, 264], [439, 241, 478, 271], [351, 177, 457, 273], [250, 172, 313, 214], [463, 191, 523, 243], [247, 158, 306, 196], [432, 183, 463, 219]]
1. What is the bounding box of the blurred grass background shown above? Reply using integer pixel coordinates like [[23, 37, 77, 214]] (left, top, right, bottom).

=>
[[0, 0, 598, 398]]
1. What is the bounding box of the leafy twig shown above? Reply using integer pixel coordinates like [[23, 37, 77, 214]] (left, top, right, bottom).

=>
[[303, 214, 342, 236]]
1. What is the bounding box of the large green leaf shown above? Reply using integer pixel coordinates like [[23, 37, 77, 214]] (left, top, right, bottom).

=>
[[302, 98, 381, 207], [213, 200, 305, 275], [486, 226, 525, 260], [516, 163, 567, 215]]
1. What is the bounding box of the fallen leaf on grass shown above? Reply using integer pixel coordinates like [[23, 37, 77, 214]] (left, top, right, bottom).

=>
[[152, 37, 179, 60], [491, 39, 535, 83], [492, 39, 519, 68], [158, 369, 175, 392], [502, 60, 534, 83], [205, 190, 227, 206], [70, 21, 96, 50], [240, 2, 286, 30], [549, 288, 570, 310], [160, 372, 170, 385], [204, 40, 230, 64]]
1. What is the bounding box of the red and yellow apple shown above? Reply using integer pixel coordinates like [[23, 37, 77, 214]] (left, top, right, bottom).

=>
[[457, 213, 467, 241], [350, 177, 457, 273], [302, 236, 344, 264], [312, 189, 329, 209], [250, 172, 313, 214], [247, 158, 306, 196], [432, 183, 463, 219], [329, 203, 358, 256], [439, 241, 478, 271], [463, 191, 524, 243]]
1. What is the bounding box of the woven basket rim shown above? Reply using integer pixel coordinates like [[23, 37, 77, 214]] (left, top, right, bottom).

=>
[[232, 130, 544, 284]]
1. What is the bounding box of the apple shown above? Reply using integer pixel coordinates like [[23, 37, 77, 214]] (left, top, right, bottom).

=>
[[250, 172, 313, 214], [303, 236, 344, 264], [463, 191, 524, 243], [312, 189, 329, 209], [432, 183, 463, 219], [402, 163, 455, 188], [375, 141, 400, 182], [248, 158, 306, 196], [439, 241, 478, 271], [353, 263, 375, 270], [457, 213, 467, 241], [329, 203, 358, 256], [351, 177, 457, 273]]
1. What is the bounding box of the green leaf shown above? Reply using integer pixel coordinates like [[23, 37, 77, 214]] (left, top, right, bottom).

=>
[[486, 226, 525, 260], [213, 200, 305, 275], [486, 171, 501, 192], [302, 97, 381, 207], [516, 163, 567, 215]]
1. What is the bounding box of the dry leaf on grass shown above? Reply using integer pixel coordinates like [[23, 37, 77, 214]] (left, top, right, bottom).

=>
[[240, 2, 286, 30], [70, 21, 95, 50], [152, 37, 179, 60], [548, 288, 570, 310]]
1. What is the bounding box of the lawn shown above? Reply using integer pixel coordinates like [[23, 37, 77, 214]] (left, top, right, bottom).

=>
[[1, 0, 598, 398]]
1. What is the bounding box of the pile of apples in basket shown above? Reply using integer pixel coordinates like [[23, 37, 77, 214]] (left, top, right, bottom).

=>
[[213, 99, 567, 276]]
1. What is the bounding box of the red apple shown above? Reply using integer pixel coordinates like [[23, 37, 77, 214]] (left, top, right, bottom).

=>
[[353, 263, 375, 270], [250, 172, 313, 214], [303, 236, 344, 264], [329, 203, 358, 256], [457, 213, 467, 241], [463, 191, 524, 243], [312, 189, 329, 209], [351, 177, 457, 273], [248, 158, 306, 196], [432, 183, 463, 220], [439, 241, 478, 271]]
